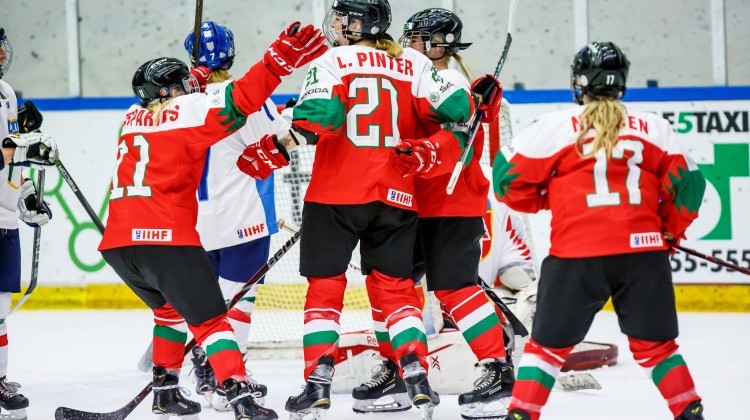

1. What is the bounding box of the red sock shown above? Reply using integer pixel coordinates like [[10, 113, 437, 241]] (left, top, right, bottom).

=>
[[509, 338, 574, 420], [303, 275, 346, 379], [152, 304, 187, 371], [435, 287, 506, 361], [629, 337, 701, 417], [365, 286, 396, 362], [189, 313, 245, 383]]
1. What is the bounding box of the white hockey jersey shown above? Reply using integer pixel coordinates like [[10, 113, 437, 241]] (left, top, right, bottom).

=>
[[478, 164, 536, 288], [0, 80, 21, 229], [195, 90, 289, 251]]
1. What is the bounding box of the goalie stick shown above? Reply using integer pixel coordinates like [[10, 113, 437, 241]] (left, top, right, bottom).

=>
[[446, 0, 519, 195], [55, 220, 301, 420]]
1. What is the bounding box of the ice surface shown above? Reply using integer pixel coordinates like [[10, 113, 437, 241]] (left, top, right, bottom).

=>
[[7, 310, 749, 419]]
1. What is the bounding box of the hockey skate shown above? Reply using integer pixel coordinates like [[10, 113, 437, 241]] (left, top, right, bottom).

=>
[[152, 366, 201, 419], [676, 400, 704, 420], [506, 408, 531, 420], [285, 356, 334, 420], [458, 359, 515, 419], [191, 347, 218, 404], [400, 354, 439, 420], [352, 358, 412, 413], [0, 377, 28, 420], [208, 353, 268, 411], [221, 378, 278, 420]]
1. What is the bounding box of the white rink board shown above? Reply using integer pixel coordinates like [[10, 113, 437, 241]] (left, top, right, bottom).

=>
[[16, 100, 750, 285]]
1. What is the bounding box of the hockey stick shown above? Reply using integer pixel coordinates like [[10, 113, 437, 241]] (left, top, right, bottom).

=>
[[5, 170, 45, 319], [446, 0, 519, 195], [191, 0, 203, 63], [136, 218, 300, 372], [55, 221, 301, 420], [56, 159, 105, 234], [672, 245, 750, 276]]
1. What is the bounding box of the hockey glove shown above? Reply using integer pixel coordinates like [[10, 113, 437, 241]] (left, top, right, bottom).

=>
[[18, 100, 43, 133], [389, 139, 439, 177], [237, 134, 290, 180], [264, 22, 328, 78], [190, 66, 212, 93], [18, 179, 52, 227], [471, 74, 503, 123], [4, 132, 58, 168]]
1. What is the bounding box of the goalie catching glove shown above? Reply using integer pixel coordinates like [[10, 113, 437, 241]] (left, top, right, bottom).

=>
[[471, 74, 503, 123], [2, 132, 58, 168], [264, 22, 328, 78], [18, 178, 52, 227], [389, 138, 439, 177], [236, 134, 290, 180]]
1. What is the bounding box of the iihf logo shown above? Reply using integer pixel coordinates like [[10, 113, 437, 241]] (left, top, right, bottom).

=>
[[634, 236, 639, 246], [237, 229, 244, 239], [389, 191, 396, 201], [135, 230, 141, 240]]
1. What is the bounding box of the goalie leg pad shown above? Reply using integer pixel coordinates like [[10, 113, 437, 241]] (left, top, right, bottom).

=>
[[628, 337, 701, 418], [366, 270, 428, 372], [303, 275, 347, 380], [508, 338, 573, 419], [152, 303, 188, 371], [435, 287, 507, 361]]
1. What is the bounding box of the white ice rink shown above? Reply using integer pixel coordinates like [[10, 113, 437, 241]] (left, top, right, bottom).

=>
[[6, 310, 748, 419]]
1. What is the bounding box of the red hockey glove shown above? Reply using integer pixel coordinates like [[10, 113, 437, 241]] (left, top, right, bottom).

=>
[[664, 232, 681, 255], [237, 134, 290, 180], [190, 66, 212, 93], [389, 139, 439, 177], [471, 74, 503, 123], [264, 22, 328, 77]]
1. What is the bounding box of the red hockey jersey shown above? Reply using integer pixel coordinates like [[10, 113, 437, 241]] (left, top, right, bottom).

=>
[[413, 68, 489, 218], [292, 46, 475, 211], [99, 62, 281, 250], [493, 106, 706, 258]]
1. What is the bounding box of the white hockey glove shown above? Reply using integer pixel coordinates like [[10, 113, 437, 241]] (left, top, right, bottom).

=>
[[4, 132, 58, 168], [18, 179, 52, 227]]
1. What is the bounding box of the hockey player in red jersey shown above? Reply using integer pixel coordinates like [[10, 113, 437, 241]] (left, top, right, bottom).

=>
[[495, 42, 706, 420], [234, 1, 499, 418], [349, 9, 512, 419], [98, 23, 326, 420]]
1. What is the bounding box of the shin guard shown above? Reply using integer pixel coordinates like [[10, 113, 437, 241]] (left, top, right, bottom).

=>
[[189, 313, 245, 383], [152, 303, 188, 371], [365, 283, 397, 363], [303, 275, 347, 379]]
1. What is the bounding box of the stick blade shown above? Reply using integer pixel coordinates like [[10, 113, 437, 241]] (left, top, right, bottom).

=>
[[55, 405, 132, 420], [555, 372, 602, 392]]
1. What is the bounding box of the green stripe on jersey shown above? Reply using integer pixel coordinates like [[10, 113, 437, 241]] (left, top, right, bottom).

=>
[[293, 98, 346, 131], [217, 83, 248, 133]]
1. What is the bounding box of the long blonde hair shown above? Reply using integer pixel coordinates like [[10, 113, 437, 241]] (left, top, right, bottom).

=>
[[208, 69, 231, 84], [360, 38, 403, 58], [146, 100, 173, 125], [451, 52, 474, 81], [576, 97, 627, 158]]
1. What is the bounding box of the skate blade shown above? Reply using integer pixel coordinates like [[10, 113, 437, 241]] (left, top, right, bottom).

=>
[[352, 393, 413, 413], [419, 403, 436, 420], [0, 409, 27, 420], [289, 407, 328, 420], [460, 397, 510, 419]]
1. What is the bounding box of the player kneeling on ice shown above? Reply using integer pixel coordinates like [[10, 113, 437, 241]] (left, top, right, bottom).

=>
[[495, 42, 707, 420], [97, 23, 326, 420], [181, 21, 290, 412], [348, 9, 513, 420], [234, 1, 499, 419]]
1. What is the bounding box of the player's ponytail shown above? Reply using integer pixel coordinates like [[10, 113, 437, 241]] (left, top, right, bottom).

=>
[[373, 38, 403, 58], [208, 69, 231, 84], [452, 53, 474, 81], [575, 97, 626, 159], [146, 99, 174, 125]]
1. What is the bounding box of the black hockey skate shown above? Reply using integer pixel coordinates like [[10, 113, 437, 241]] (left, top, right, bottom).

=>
[[458, 359, 515, 419], [285, 356, 334, 420], [152, 366, 201, 419], [676, 400, 704, 420], [0, 377, 28, 420], [191, 346, 218, 398], [352, 358, 412, 413], [506, 408, 531, 420], [221, 378, 278, 420], [400, 353, 439, 420]]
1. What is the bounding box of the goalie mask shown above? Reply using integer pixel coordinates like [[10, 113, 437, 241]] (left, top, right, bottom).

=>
[[132, 57, 200, 107], [323, 0, 392, 47], [571, 41, 630, 105], [400, 8, 471, 60], [184, 21, 236, 70], [0, 26, 13, 79]]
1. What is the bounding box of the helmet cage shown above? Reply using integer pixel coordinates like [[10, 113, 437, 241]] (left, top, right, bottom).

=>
[[323, 0, 391, 47], [0, 28, 13, 78]]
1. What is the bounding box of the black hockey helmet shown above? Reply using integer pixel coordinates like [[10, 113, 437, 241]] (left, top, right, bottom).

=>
[[323, 0, 392, 46], [0, 26, 13, 79], [400, 8, 471, 60], [571, 41, 630, 105], [132, 57, 199, 106]]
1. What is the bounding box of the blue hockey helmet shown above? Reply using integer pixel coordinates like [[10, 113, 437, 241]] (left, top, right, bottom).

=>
[[184, 21, 236, 70], [0, 26, 13, 78]]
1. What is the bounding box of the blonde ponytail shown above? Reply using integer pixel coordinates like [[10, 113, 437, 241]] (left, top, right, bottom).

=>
[[146, 99, 174, 125], [373, 38, 403, 58], [575, 98, 626, 159], [208, 69, 231, 84], [451, 53, 474, 81]]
